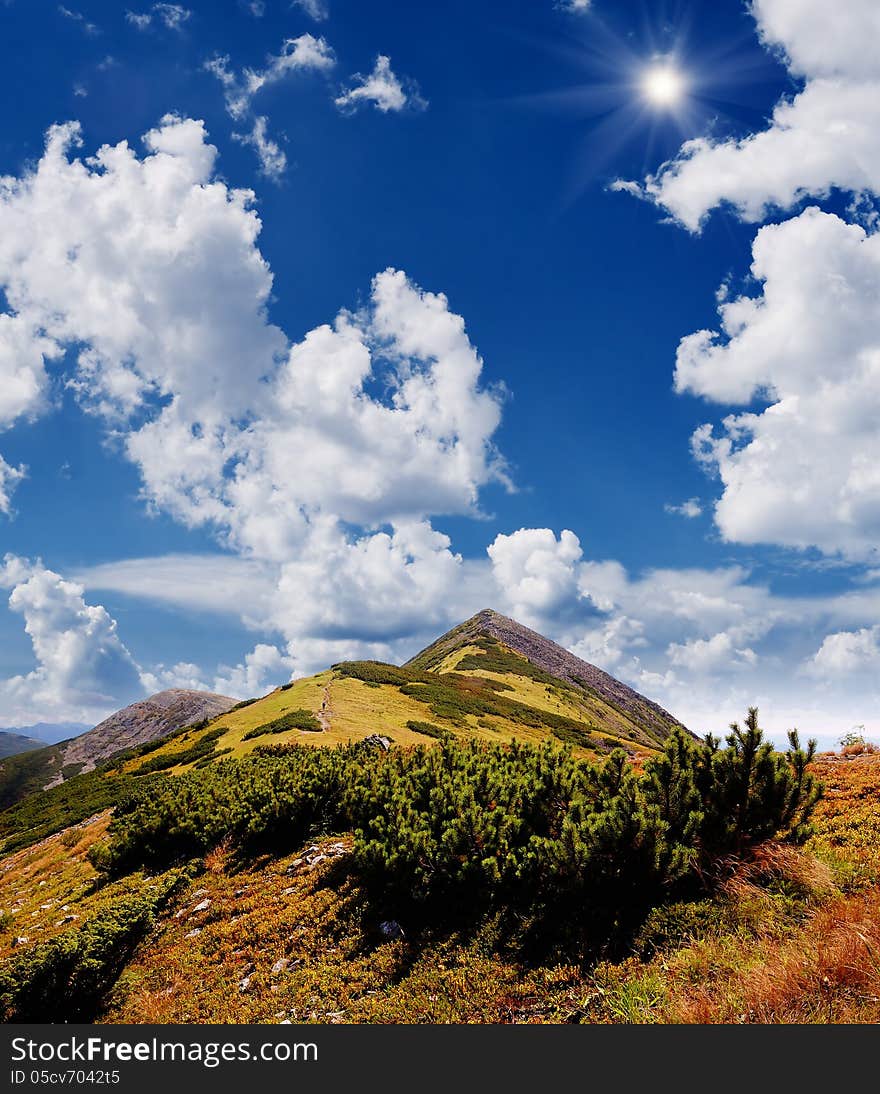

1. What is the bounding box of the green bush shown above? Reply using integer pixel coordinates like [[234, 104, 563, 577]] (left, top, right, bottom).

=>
[[242, 709, 322, 740], [95, 747, 355, 875], [89, 709, 823, 950], [406, 720, 450, 739], [0, 770, 162, 854], [0, 872, 186, 1022], [642, 712, 822, 862], [132, 727, 228, 774]]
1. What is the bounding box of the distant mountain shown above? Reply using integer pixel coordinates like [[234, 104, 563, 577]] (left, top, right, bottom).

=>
[[0, 731, 47, 760], [0, 721, 89, 746], [0, 690, 239, 808], [59, 689, 239, 774]]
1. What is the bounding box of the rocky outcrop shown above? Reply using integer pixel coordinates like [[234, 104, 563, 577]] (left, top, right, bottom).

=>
[[59, 689, 238, 774]]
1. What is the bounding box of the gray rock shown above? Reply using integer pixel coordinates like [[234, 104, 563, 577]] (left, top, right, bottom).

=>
[[360, 734, 392, 752], [192, 898, 211, 913], [379, 919, 404, 940], [271, 958, 289, 975]]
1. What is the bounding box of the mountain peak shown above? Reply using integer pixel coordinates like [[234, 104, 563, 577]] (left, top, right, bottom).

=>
[[57, 687, 238, 776], [407, 608, 687, 745]]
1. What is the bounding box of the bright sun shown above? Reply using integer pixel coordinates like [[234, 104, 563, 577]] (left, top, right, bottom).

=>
[[641, 65, 687, 108]]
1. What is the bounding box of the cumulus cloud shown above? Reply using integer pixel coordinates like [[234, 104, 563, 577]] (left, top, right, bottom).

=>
[[0, 117, 506, 695], [664, 498, 702, 519], [642, 0, 880, 231], [335, 55, 426, 114], [680, 208, 880, 559], [0, 314, 56, 429], [806, 626, 880, 679], [487, 528, 584, 629], [212, 643, 293, 696], [0, 556, 145, 723], [142, 642, 292, 697], [668, 632, 757, 675]]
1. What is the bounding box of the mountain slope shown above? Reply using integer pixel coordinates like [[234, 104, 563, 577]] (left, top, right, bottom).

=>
[[407, 609, 687, 746], [0, 689, 238, 811], [117, 611, 687, 780], [0, 732, 46, 760], [59, 689, 238, 775]]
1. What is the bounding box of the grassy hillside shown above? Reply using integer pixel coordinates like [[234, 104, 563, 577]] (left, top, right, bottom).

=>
[[118, 634, 678, 782], [0, 732, 46, 760], [10, 615, 871, 1025], [0, 739, 876, 1024], [0, 613, 683, 848]]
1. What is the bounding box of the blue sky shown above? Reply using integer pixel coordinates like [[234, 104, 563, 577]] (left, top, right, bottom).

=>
[[1, 0, 879, 746]]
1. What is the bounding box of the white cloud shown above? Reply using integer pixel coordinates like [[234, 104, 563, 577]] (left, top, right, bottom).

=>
[[750, 0, 880, 81], [664, 497, 702, 519], [680, 207, 880, 559], [0, 455, 25, 516], [139, 661, 210, 694], [806, 625, 880, 678], [59, 6, 99, 35], [335, 55, 426, 115], [558, 0, 591, 12], [668, 632, 757, 675], [74, 553, 277, 622], [0, 556, 145, 723], [212, 643, 293, 696], [0, 117, 506, 687], [204, 35, 334, 177], [487, 528, 584, 628], [142, 642, 292, 697], [642, 1, 880, 231], [292, 0, 328, 21], [0, 115, 286, 430], [206, 35, 335, 121], [0, 314, 56, 429], [126, 4, 191, 31], [233, 116, 287, 179]]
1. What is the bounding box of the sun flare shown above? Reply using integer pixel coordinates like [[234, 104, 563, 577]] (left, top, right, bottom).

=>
[[641, 64, 687, 107]]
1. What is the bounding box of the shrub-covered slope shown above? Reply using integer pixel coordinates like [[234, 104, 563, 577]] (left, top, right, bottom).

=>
[[5, 715, 876, 1025]]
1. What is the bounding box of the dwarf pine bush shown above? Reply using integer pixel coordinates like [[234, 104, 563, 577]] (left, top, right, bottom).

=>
[[91, 710, 822, 944]]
